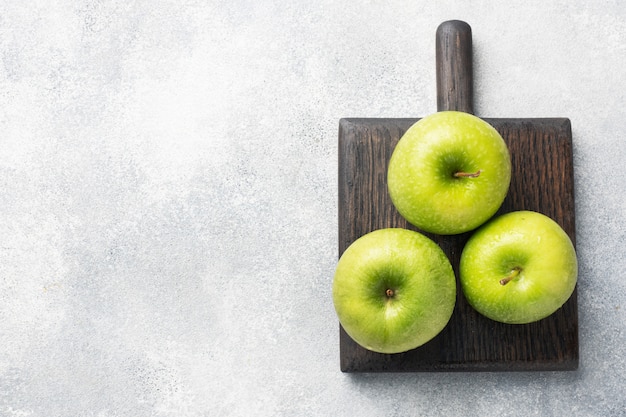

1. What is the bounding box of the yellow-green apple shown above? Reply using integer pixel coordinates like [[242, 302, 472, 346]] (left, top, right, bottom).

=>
[[332, 228, 456, 354], [459, 210, 578, 324], [387, 111, 511, 235]]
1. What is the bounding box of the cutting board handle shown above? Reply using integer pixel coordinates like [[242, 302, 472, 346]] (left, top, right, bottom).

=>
[[436, 20, 474, 114]]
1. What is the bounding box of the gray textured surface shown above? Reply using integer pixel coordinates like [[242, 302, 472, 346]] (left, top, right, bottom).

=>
[[1, 1, 625, 416]]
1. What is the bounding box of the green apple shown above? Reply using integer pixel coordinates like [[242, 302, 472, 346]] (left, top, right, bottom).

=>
[[459, 210, 578, 324], [387, 111, 511, 235], [332, 228, 456, 354]]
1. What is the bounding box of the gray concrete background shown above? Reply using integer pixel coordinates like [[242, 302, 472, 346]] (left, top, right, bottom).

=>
[[1, 1, 625, 416]]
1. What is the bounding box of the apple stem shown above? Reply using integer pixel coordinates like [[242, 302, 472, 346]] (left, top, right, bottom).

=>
[[385, 289, 395, 298], [500, 267, 522, 286], [454, 170, 482, 178]]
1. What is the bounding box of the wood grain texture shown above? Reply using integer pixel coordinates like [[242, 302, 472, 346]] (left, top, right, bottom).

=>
[[337, 117, 578, 372], [436, 20, 473, 113]]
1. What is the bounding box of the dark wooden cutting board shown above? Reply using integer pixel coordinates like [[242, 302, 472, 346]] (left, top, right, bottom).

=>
[[337, 21, 578, 372]]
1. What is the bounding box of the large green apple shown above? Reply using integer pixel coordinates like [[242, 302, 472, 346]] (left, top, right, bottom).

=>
[[332, 228, 456, 354], [459, 210, 578, 324], [387, 111, 511, 235]]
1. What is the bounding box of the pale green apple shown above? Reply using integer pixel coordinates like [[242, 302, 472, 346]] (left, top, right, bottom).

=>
[[387, 111, 511, 235], [459, 210, 578, 324], [333, 228, 456, 354]]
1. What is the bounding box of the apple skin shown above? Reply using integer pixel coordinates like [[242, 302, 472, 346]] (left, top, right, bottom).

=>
[[459, 210, 578, 324], [333, 228, 456, 354], [387, 111, 511, 235]]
